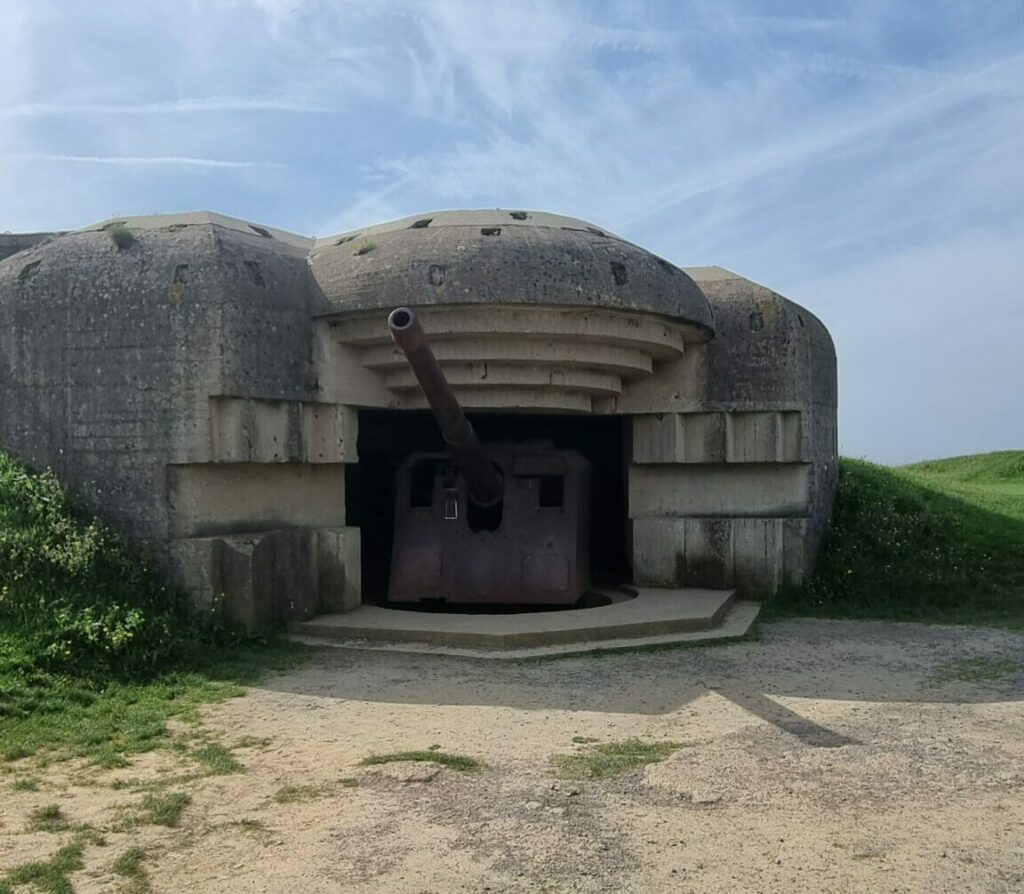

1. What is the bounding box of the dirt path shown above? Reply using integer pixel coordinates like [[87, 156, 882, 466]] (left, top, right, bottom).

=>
[[4, 618, 1024, 893]]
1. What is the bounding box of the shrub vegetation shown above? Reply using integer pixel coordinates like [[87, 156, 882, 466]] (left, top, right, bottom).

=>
[[0, 451, 303, 764], [0, 451, 230, 674], [107, 224, 136, 249]]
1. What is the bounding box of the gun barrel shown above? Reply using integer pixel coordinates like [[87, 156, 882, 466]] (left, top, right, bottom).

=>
[[388, 306, 504, 507]]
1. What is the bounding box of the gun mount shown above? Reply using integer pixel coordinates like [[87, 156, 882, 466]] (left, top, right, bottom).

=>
[[386, 306, 591, 606]]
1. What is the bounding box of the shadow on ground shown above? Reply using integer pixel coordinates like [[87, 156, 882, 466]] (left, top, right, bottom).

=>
[[255, 618, 1024, 749]]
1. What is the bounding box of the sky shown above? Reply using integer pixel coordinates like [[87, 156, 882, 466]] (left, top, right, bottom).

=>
[[1, 0, 1021, 464]]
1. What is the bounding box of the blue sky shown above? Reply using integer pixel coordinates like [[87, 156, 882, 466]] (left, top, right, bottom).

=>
[[2, 0, 1022, 463]]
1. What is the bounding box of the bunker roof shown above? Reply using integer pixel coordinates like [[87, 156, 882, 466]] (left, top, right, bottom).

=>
[[310, 209, 715, 336], [4, 210, 721, 336]]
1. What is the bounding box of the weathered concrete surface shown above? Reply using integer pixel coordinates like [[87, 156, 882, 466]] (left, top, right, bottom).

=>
[[169, 525, 361, 623], [632, 516, 810, 590], [0, 212, 837, 624], [310, 209, 715, 334], [622, 266, 837, 592], [0, 214, 357, 627], [291, 601, 762, 659], [167, 463, 346, 537], [0, 232, 61, 262], [325, 303, 691, 413], [629, 464, 811, 518], [289, 586, 738, 649]]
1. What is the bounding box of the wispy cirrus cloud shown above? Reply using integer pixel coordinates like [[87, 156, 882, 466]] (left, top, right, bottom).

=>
[[10, 153, 286, 168], [620, 51, 1024, 230], [3, 98, 332, 117], [1, 0, 1022, 462]]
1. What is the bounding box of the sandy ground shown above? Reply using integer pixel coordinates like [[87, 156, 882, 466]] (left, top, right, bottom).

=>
[[3, 618, 1024, 893]]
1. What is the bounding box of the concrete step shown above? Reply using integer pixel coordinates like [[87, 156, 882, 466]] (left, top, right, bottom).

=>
[[288, 588, 759, 658]]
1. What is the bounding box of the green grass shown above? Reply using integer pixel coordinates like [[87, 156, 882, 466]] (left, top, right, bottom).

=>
[[120, 791, 191, 829], [226, 817, 265, 831], [191, 742, 244, 775], [273, 783, 323, 804], [233, 736, 272, 750], [924, 656, 1023, 687], [768, 453, 1024, 627], [0, 448, 208, 675], [96, 737, 245, 793], [12, 775, 40, 791], [908, 451, 1024, 525], [0, 635, 304, 766], [552, 738, 682, 780], [26, 804, 69, 833], [909, 450, 1024, 483], [0, 838, 85, 894], [360, 750, 484, 772], [112, 847, 150, 894]]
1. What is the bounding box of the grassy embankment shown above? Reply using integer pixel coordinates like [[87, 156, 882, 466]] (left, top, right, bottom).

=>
[[0, 451, 303, 767], [768, 450, 1024, 628]]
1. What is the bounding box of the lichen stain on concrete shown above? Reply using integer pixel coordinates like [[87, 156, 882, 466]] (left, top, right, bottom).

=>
[[168, 264, 189, 303]]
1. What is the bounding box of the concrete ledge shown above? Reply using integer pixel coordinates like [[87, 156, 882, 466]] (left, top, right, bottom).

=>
[[289, 600, 761, 660], [288, 586, 737, 650], [166, 463, 346, 537], [629, 463, 811, 518]]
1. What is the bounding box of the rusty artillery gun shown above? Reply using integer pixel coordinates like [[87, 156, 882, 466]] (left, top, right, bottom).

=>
[[386, 306, 591, 605]]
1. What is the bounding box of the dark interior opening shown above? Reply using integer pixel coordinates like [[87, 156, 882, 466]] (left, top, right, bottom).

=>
[[466, 474, 504, 533], [408, 458, 436, 507], [346, 410, 632, 606], [538, 474, 565, 508]]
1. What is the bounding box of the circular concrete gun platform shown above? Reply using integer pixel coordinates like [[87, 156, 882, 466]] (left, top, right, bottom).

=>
[[287, 588, 760, 659]]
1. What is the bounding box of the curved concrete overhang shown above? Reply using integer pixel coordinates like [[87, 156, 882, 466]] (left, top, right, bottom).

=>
[[310, 209, 716, 413], [323, 301, 694, 412]]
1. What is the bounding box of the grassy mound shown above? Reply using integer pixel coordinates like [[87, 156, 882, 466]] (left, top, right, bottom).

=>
[[770, 452, 1024, 627], [908, 450, 1024, 482]]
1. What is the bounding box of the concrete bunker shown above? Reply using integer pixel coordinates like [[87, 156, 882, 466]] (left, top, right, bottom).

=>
[[0, 210, 837, 641]]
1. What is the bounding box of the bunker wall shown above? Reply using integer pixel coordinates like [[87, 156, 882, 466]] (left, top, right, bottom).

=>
[[0, 212, 838, 623], [0, 222, 360, 627], [624, 268, 838, 594]]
